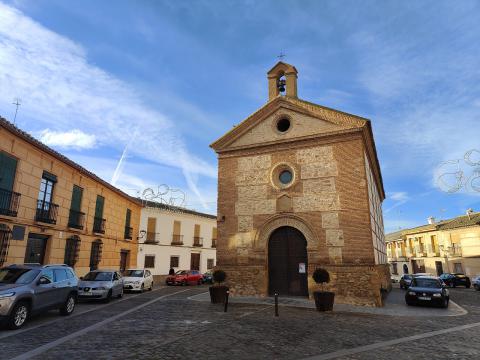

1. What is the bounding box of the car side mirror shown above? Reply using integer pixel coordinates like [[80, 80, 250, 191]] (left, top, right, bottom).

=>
[[37, 277, 50, 285]]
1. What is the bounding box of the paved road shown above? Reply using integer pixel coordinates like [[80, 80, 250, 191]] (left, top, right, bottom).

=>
[[0, 285, 479, 359]]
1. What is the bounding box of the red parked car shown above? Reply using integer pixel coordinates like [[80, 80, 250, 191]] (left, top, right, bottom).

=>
[[165, 270, 203, 286]]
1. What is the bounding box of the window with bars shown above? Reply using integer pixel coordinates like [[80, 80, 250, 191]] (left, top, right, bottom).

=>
[[207, 258, 214, 270], [64, 235, 81, 267], [89, 239, 103, 271], [144, 255, 155, 268], [0, 224, 12, 267], [170, 256, 179, 268]]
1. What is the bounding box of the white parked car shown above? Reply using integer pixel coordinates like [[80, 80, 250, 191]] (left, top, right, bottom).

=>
[[122, 269, 153, 292]]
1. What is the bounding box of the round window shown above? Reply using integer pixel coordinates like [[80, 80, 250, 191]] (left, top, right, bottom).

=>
[[279, 170, 293, 185], [276, 118, 291, 133]]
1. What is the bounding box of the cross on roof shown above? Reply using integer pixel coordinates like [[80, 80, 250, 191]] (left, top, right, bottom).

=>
[[277, 51, 286, 60]]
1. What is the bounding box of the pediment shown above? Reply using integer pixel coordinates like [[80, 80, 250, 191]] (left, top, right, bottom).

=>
[[211, 97, 367, 152]]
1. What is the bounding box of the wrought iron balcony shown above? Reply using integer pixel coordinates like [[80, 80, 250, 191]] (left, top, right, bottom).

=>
[[124, 226, 133, 240], [35, 200, 59, 224], [0, 188, 21, 217], [144, 232, 159, 244], [450, 244, 462, 257], [171, 234, 183, 245], [93, 217, 106, 234], [193, 236, 203, 247], [68, 209, 85, 230], [211, 239, 217, 248]]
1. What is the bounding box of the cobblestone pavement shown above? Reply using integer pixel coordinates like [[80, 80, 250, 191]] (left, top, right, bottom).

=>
[[0, 285, 479, 360]]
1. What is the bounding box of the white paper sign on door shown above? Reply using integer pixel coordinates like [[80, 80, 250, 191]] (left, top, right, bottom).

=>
[[299, 263, 306, 273]]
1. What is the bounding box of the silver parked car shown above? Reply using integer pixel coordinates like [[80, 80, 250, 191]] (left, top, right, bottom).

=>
[[78, 270, 123, 302], [0, 264, 78, 329]]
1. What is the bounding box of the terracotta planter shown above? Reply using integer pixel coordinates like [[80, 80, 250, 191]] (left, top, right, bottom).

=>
[[313, 291, 335, 311], [209, 285, 229, 304]]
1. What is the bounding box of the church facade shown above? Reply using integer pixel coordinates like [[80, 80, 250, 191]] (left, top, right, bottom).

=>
[[211, 62, 390, 306]]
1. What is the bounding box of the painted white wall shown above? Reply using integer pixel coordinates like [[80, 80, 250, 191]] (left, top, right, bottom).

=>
[[136, 206, 217, 275]]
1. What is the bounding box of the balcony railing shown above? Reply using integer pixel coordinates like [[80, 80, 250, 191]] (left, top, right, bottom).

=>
[[396, 248, 407, 259], [450, 244, 462, 257], [427, 245, 440, 257], [144, 232, 159, 244], [171, 234, 183, 245], [68, 209, 85, 230], [212, 239, 217, 248], [124, 226, 133, 240], [93, 217, 106, 234], [0, 189, 21, 217], [193, 236, 203, 247], [35, 200, 59, 224]]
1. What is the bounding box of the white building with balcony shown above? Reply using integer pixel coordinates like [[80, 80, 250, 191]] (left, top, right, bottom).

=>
[[386, 210, 480, 279], [136, 201, 217, 277]]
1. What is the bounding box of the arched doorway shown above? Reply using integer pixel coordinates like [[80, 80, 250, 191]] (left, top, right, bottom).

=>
[[268, 226, 308, 297]]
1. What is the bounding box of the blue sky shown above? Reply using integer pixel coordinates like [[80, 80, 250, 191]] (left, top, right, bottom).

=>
[[0, 0, 479, 232]]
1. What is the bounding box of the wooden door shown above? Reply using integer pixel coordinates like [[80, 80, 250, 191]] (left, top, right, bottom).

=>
[[190, 253, 200, 271], [268, 227, 308, 297], [120, 250, 129, 272], [24, 234, 48, 264]]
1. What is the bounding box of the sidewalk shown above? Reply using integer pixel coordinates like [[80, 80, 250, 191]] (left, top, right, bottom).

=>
[[188, 288, 467, 317]]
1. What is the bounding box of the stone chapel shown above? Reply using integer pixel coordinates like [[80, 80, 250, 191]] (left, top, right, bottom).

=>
[[210, 62, 390, 306]]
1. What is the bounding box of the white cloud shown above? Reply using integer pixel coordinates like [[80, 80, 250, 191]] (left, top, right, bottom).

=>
[[39, 129, 96, 149], [0, 3, 216, 209], [389, 192, 409, 202]]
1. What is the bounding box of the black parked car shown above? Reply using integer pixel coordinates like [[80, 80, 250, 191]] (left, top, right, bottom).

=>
[[399, 274, 413, 289], [405, 276, 449, 308], [439, 273, 471, 288]]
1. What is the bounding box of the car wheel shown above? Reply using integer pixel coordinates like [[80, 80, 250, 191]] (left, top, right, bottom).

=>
[[406, 301, 413, 306], [141, 284, 144, 293], [8, 301, 29, 330], [149, 282, 153, 291], [60, 294, 76, 316], [443, 298, 449, 308], [104, 290, 112, 303], [474, 284, 479, 291], [466, 283, 471, 289], [197, 279, 202, 285], [181, 280, 187, 286]]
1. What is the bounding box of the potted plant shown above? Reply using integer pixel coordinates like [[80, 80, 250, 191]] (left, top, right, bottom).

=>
[[209, 269, 229, 304], [312, 268, 335, 311]]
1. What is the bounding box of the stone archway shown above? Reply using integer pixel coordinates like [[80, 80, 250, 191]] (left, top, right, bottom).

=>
[[254, 214, 319, 251]]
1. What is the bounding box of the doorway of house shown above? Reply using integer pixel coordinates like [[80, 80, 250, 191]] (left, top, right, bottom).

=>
[[190, 253, 200, 271], [24, 234, 48, 264], [435, 261, 444, 276], [120, 250, 129, 273], [268, 226, 308, 297]]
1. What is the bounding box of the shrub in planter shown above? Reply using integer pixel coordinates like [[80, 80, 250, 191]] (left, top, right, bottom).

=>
[[312, 268, 335, 311], [209, 269, 229, 304]]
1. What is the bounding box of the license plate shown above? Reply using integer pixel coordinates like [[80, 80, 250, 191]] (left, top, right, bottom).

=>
[[418, 296, 431, 301]]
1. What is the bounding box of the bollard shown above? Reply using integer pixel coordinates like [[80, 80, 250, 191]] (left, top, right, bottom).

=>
[[224, 290, 229, 312], [274, 292, 279, 317]]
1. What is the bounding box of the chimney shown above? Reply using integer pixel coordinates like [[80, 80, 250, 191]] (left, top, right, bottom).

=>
[[467, 208, 474, 220], [427, 216, 435, 225]]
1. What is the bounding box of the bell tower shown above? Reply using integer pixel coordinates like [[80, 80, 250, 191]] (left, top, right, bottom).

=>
[[267, 61, 298, 100]]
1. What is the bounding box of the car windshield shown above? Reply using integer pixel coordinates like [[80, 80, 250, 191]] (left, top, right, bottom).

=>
[[175, 270, 188, 275], [404, 275, 412, 280], [413, 278, 441, 288], [124, 270, 143, 277], [0, 268, 40, 284], [83, 272, 112, 281]]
